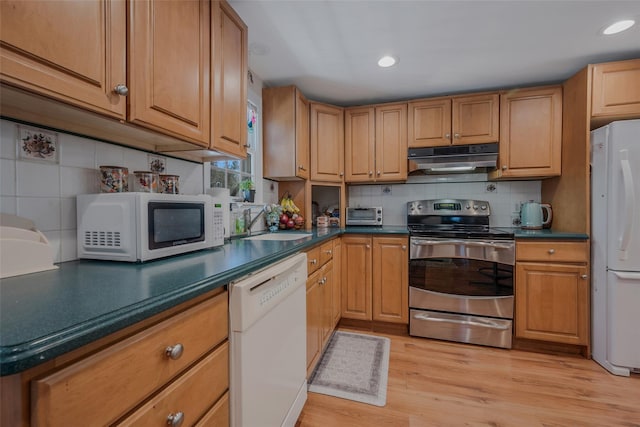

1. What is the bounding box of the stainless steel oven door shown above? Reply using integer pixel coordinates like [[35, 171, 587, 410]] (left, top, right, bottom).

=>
[[409, 237, 515, 318]]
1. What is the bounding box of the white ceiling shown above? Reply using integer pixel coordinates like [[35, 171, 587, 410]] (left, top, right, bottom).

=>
[[229, 0, 640, 107]]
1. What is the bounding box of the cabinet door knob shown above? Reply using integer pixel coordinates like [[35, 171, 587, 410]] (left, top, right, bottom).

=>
[[298, 165, 306, 171], [325, 249, 332, 255], [113, 84, 129, 96], [166, 411, 184, 427], [377, 170, 381, 175], [366, 244, 371, 249], [548, 249, 555, 254], [310, 259, 318, 265], [369, 171, 373, 175], [402, 245, 407, 250], [340, 172, 344, 177], [581, 274, 588, 279], [165, 344, 184, 360], [445, 133, 451, 139], [454, 133, 460, 138], [502, 165, 507, 171]]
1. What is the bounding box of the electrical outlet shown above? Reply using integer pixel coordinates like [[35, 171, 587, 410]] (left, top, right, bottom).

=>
[[382, 186, 392, 196], [512, 215, 522, 226]]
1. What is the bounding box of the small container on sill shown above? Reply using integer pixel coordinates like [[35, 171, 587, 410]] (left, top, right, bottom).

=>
[[99, 166, 128, 193], [133, 171, 158, 193], [159, 174, 180, 194]]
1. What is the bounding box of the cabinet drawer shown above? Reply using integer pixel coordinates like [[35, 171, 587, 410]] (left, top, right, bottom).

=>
[[307, 246, 321, 274], [31, 291, 228, 427], [120, 342, 229, 426], [195, 391, 229, 427], [319, 240, 334, 266], [516, 241, 588, 263]]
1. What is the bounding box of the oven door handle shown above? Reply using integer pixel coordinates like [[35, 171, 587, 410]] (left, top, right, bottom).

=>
[[413, 313, 510, 330], [411, 239, 513, 250]]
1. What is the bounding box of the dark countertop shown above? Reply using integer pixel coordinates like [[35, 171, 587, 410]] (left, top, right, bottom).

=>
[[501, 228, 589, 240], [0, 226, 406, 376]]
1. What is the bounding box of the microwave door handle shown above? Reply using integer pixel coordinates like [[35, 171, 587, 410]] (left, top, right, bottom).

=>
[[619, 150, 635, 261]]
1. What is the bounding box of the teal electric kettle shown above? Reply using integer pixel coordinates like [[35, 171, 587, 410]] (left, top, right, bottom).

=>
[[520, 201, 553, 229]]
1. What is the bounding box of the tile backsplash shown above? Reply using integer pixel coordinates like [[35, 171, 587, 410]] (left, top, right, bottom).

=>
[[348, 179, 541, 227], [0, 119, 204, 263]]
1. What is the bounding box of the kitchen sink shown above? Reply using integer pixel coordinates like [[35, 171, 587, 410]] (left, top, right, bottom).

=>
[[244, 232, 312, 241]]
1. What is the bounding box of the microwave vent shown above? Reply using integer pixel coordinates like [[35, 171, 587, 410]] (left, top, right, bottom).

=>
[[84, 230, 121, 248]]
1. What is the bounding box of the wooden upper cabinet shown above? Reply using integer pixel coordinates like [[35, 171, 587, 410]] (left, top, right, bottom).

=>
[[490, 85, 562, 179], [591, 59, 640, 120], [0, 0, 126, 118], [345, 106, 376, 182], [310, 102, 344, 182], [211, 0, 248, 157], [408, 93, 498, 148], [408, 98, 451, 147], [345, 103, 407, 183], [375, 103, 408, 181], [263, 86, 309, 180], [452, 93, 499, 145], [129, 0, 210, 146]]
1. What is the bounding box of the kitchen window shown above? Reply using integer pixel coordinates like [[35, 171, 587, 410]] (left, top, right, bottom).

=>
[[209, 101, 258, 197]]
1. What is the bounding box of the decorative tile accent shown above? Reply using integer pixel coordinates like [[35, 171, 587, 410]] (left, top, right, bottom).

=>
[[148, 154, 166, 173], [17, 125, 58, 163]]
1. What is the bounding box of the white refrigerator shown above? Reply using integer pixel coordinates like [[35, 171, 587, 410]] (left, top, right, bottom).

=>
[[591, 119, 640, 376]]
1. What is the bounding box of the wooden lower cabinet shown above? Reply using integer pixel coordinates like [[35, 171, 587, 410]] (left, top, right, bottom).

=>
[[305, 239, 337, 376], [28, 290, 229, 427], [341, 235, 372, 320], [372, 236, 409, 323], [341, 235, 409, 324], [515, 241, 589, 346]]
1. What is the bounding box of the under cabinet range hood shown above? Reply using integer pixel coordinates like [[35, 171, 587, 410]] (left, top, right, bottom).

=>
[[408, 143, 498, 173]]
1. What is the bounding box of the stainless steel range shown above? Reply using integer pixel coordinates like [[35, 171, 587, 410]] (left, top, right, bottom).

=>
[[407, 199, 515, 349]]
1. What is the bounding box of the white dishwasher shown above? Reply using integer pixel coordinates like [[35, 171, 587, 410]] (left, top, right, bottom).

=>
[[229, 252, 307, 427]]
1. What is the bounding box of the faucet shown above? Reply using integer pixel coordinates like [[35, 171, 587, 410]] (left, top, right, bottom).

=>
[[245, 205, 267, 236]]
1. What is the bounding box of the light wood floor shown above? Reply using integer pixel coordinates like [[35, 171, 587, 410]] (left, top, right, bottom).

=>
[[297, 328, 640, 427]]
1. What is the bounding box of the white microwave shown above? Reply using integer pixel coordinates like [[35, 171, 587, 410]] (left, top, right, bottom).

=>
[[77, 193, 223, 262]]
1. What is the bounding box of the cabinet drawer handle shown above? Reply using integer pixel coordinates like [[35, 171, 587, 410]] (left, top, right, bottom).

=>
[[310, 259, 318, 265], [548, 249, 555, 254], [165, 344, 184, 360], [113, 84, 129, 96], [166, 411, 184, 427]]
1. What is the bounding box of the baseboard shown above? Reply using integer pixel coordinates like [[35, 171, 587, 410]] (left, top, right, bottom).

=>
[[338, 318, 409, 337], [513, 338, 589, 358]]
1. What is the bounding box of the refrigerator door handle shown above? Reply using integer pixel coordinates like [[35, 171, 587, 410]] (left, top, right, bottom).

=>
[[619, 149, 635, 261], [609, 271, 640, 280]]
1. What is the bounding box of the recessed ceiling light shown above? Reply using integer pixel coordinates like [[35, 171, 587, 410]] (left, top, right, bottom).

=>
[[377, 55, 397, 68], [602, 19, 635, 35]]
